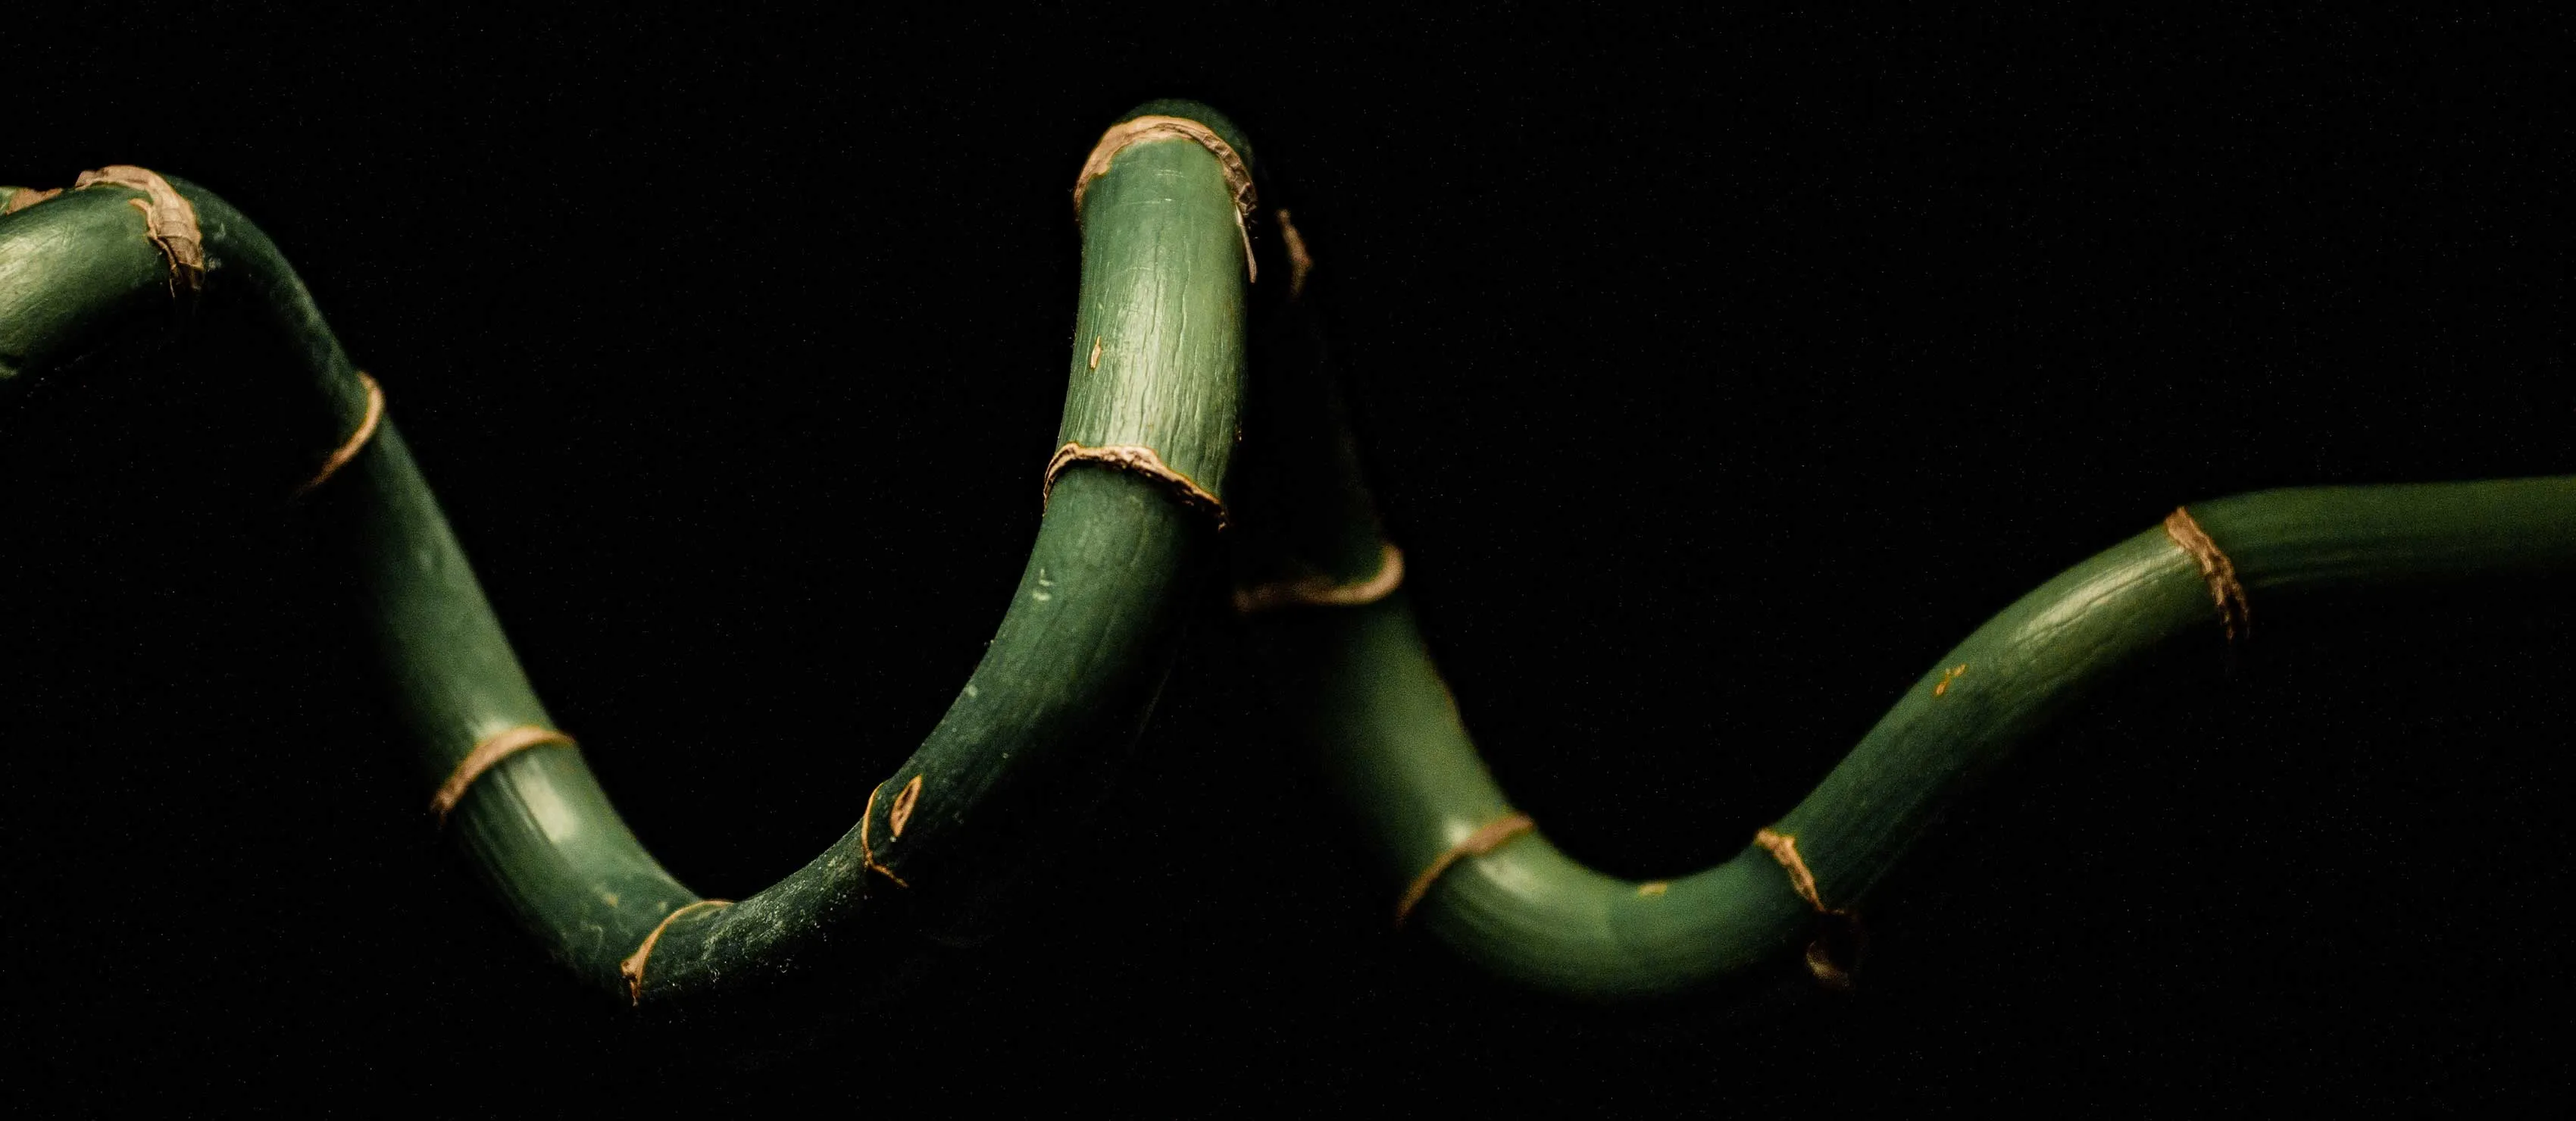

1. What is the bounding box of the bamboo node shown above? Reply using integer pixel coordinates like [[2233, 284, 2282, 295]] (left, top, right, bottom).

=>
[[1395, 812, 1537, 928], [1043, 442, 1229, 530], [1753, 827, 1865, 991], [298, 371, 385, 496], [1233, 543, 1405, 614], [1, 186, 61, 214], [619, 899, 732, 1007], [857, 781, 912, 890], [71, 165, 204, 295], [2162, 506, 2251, 644], [1072, 114, 1258, 282], [889, 774, 924, 838], [431, 725, 579, 825]]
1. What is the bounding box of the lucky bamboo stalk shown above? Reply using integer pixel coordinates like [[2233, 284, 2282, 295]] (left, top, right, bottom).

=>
[[1230, 221, 2576, 999], [14, 99, 2566, 1016], [0, 98, 1259, 1005]]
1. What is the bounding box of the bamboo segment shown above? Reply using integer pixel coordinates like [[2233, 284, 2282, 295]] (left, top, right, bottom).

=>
[[0, 98, 1258, 1004], [1232, 248, 2576, 999]]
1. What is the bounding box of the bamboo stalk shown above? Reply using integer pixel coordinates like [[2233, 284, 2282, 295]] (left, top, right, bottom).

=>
[[1230, 231, 2576, 999], [0, 98, 1258, 1004]]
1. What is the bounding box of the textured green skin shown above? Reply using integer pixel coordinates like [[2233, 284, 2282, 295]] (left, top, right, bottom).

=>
[[22, 105, 2564, 1010], [0, 99, 1255, 1004], [1238, 303, 2576, 999]]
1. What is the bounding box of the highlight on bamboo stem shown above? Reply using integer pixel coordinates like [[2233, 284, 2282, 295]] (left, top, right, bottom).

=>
[[1229, 212, 2576, 1000], [0, 97, 1261, 1006], [11, 111, 2569, 1013]]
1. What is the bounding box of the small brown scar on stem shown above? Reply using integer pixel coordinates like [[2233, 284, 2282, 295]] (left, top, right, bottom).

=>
[[1233, 543, 1406, 614], [1043, 442, 1229, 530], [1, 186, 61, 214], [297, 372, 384, 496], [2162, 506, 2251, 645], [1753, 827, 1862, 991], [71, 165, 204, 296], [1934, 663, 1968, 697], [430, 725, 579, 825], [889, 775, 924, 838], [1395, 812, 1537, 928], [1637, 881, 1669, 897], [1276, 208, 1315, 299], [1071, 114, 1258, 283], [618, 899, 731, 1007], [857, 781, 911, 890]]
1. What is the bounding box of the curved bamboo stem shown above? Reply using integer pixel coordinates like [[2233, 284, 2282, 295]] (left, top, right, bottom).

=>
[[0, 99, 1259, 1005], [1231, 235, 2576, 999]]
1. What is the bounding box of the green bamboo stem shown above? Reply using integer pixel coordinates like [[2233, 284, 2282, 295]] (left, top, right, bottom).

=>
[[1233, 260, 2576, 1000], [2, 98, 1258, 1004]]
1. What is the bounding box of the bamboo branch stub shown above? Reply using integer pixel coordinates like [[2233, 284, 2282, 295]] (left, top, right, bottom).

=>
[[2163, 506, 2251, 644]]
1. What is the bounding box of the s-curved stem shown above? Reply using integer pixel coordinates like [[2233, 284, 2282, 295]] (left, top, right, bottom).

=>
[[1232, 234, 2576, 999]]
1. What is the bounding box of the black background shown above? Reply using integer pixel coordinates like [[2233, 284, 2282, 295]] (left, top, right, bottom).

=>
[[4, 6, 2570, 1111]]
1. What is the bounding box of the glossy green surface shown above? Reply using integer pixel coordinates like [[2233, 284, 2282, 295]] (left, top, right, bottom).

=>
[[1238, 285, 2576, 999], [17, 104, 2566, 1012], [1, 98, 1254, 1005]]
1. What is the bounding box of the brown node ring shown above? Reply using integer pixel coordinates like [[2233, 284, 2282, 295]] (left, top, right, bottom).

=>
[[1233, 543, 1405, 614], [1753, 827, 1865, 991], [618, 899, 733, 1007], [70, 165, 205, 296], [430, 725, 579, 825], [2162, 506, 2251, 644], [1043, 442, 1229, 530], [1, 186, 62, 214], [299, 372, 385, 496], [1072, 114, 1259, 283], [1395, 812, 1537, 928]]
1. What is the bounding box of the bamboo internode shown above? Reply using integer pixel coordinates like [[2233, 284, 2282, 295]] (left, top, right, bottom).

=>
[[4, 99, 2569, 1013]]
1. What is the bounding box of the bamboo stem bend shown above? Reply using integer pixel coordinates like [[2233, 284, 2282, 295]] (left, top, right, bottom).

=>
[[1227, 216, 2576, 998], [7, 101, 2571, 1008], [0, 99, 1257, 1005]]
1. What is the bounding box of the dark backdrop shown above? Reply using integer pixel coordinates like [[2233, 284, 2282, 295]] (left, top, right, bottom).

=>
[[4, 7, 2568, 1110]]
